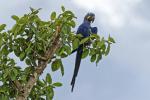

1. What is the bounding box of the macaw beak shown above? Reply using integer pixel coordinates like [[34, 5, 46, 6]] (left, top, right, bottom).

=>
[[92, 17, 95, 23]]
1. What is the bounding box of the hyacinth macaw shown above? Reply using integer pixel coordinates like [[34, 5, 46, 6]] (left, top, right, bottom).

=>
[[71, 12, 98, 92]]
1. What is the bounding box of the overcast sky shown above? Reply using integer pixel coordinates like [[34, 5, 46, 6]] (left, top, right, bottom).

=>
[[0, 0, 150, 100]]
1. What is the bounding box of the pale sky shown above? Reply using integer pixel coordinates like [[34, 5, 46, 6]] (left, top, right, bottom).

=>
[[0, 0, 150, 100]]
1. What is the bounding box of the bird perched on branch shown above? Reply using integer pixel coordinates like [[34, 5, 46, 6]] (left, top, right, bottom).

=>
[[71, 12, 98, 92]]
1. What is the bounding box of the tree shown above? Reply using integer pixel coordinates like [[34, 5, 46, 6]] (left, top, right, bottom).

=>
[[0, 6, 115, 100]]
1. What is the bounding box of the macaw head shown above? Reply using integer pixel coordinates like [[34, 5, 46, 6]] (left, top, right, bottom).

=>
[[84, 12, 95, 23]]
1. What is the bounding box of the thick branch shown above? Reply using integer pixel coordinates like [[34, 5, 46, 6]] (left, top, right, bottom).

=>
[[13, 80, 22, 90], [16, 26, 62, 100]]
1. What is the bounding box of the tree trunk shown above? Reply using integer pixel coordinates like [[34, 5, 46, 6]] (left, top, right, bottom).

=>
[[16, 96, 26, 100], [16, 26, 61, 100]]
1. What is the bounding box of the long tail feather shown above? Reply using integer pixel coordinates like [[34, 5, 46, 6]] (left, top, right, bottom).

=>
[[71, 46, 83, 92]]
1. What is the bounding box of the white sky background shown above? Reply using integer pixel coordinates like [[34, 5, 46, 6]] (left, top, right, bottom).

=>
[[0, 0, 150, 100]]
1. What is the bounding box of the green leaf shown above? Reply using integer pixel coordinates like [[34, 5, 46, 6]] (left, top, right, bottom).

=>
[[61, 5, 65, 12], [96, 54, 102, 65], [101, 44, 106, 54], [91, 54, 96, 62], [31, 8, 41, 14], [2, 45, 9, 56], [69, 20, 76, 28], [0, 24, 6, 32], [37, 80, 45, 87], [14, 47, 21, 57], [19, 52, 26, 61], [25, 58, 31, 65], [0, 94, 9, 100], [92, 41, 97, 48], [82, 49, 89, 59], [52, 59, 65, 76], [11, 15, 19, 21], [11, 24, 17, 33], [45, 86, 53, 100], [0, 34, 3, 47], [57, 47, 65, 56], [97, 41, 102, 47], [51, 59, 61, 72], [30, 7, 34, 12], [51, 12, 56, 20], [18, 16, 28, 24], [64, 11, 74, 17], [90, 34, 99, 40], [62, 25, 68, 34], [24, 67, 33, 74], [0, 73, 2, 81], [61, 53, 68, 58], [46, 73, 52, 84], [52, 82, 62, 87], [46, 93, 52, 100], [80, 37, 89, 45], [13, 68, 18, 76], [72, 38, 80, 50], [89, 48, 96, 56], [25, 45, 32, 55], [105, 44, 110, 56], [60, 63, 64, 76], [63, 45, 71, 55], [76, 34, 83, 38], [3, 69, 9, 79], [0, 87, 6, 93], [12, 24, 19, 38], [10, 68, 18, 80], [108, 35, 115, 43]]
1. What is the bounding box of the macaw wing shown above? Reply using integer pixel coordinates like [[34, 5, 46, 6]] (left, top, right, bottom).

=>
[[77, 24, 90, 37], [71, 25, 90, 54], [91, 27, 98, 34]]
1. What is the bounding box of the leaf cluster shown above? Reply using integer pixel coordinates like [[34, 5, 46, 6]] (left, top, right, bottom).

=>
[[0, 6, 76, 99]]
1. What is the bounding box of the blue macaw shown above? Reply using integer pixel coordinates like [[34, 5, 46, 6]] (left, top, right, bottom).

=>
[[71, 12, 98, 92]]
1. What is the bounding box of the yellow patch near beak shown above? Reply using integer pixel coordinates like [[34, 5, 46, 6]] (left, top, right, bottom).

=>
[[87, 16, 91, 20]]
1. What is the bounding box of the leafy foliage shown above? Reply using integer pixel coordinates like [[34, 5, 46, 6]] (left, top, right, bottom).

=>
[[0, 6, 115, 99]]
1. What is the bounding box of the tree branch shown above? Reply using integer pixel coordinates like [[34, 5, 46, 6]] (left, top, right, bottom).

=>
[[16, 26, 62, 100]]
